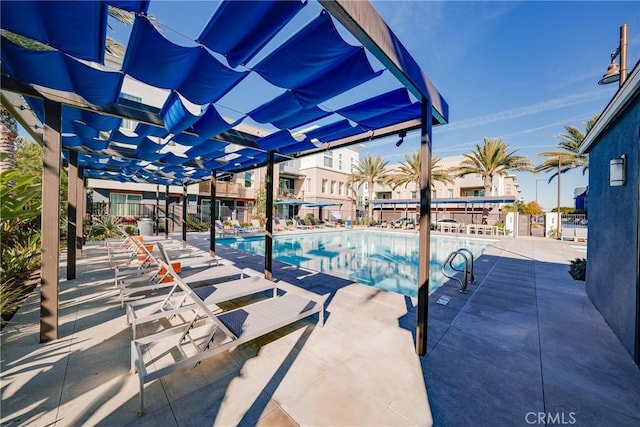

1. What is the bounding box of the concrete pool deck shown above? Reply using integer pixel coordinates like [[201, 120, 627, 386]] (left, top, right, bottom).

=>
[[1, 231, 639, 426]]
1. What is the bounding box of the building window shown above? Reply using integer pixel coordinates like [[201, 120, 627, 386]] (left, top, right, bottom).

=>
[[351, 157, 355, 172], [322, 179, 328, 193], [244, 172, 252, 188], [324, 151, 333, 168], [330, 180, 336, 194], [411, 191, 417, 199], [110, 193, 142, 216], [432, 190, 437, 199], [306, 178, 311, 193], [447, 189, 454, 198], [338, 153, 343, 170], [506, 185, 512, 195], [338, 182, 343, 195], [120, 93, 142, 130]]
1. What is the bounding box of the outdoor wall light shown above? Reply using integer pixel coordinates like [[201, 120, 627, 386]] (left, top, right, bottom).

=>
[[610, 154, 626, 186], [598, 24, 628, 87], [396, 130, 407, 147]]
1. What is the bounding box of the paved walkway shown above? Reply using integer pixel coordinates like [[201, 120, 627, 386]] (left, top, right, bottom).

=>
[[1, 231, 638, 426]]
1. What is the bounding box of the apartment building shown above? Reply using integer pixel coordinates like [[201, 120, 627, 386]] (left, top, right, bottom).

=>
[[370, 154, 521, 224]]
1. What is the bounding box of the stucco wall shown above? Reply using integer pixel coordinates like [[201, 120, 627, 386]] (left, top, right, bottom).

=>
[[586, 96, 639, 359]]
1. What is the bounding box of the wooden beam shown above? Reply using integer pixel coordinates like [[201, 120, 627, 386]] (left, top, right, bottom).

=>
[[319, 0, 448, 124], [66, 150, 77, 280], [182, 183, 187, 248], [264, 152, 274, 281], [40, 100, 61, 342], [417, 97, 432, 356], [210, 172, 216, 258]]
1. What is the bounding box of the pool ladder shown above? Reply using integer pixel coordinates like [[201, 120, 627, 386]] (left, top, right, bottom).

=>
[[442, 248, 476, 293]]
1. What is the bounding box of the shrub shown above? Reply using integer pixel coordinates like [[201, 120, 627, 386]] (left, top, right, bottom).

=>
[[569, 258, 586, 281]]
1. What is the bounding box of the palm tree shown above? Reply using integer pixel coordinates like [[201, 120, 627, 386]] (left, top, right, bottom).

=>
[[535, 114, 598, 183], [0, 106, 18, 173], [389, 150, 454, 192], [455, 137, 534, 196], [347, 154, 389, 225]]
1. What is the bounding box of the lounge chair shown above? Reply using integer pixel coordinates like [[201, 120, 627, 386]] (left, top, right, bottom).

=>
[[295, 218, 311, 229], [126, 243, 274, 338], [308, 218, 324, 228], [251, 219, 262, 231], [130, 258, 324, 415], [118, 241, 238, 308], [231, 219, 251, 233], [215, 219, 235, 236]]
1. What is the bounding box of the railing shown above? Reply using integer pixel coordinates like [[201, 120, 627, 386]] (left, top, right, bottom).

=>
[[441, 248, 475, 293]]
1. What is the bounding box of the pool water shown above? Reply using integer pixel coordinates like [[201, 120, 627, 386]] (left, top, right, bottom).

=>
[[219, 230, 496, 297]]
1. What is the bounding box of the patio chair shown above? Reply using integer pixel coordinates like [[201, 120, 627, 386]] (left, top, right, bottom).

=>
[[131, 258, 324, 415], [215, 219, 235, 236], [118, 241, 239, 308], [126, 243, 274, 338], [308, 218, 324, 228], [231, 219, 251, 233], [295, 217, 311, 229], [251, 219, 262, 231]]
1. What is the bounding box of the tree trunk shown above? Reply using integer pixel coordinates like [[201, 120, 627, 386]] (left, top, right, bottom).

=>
[[483, 175, 493, 197], [0, 106, 18, 172]]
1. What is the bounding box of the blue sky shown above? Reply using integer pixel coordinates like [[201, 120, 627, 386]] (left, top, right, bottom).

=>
[[366, 0, 640, 210], [17, 1, 639, 210]]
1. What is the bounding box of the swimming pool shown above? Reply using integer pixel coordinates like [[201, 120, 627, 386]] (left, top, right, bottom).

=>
[[218, 230, 496, 297]]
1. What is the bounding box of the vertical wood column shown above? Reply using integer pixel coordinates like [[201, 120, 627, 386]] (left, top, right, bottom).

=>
[[165, 185, 169, 240], [41, 100, 62, 342], [210, 172, 216, 257], [182, 182, 187, 248], [66, 150, 78, 280], [155, 185, 160, 236], [265, 152, 274, 281], [416, 97, 433, 356], [77, 170, 85, 253]]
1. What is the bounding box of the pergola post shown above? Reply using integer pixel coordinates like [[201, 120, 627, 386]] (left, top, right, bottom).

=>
[[41, 100, 62, 342], [417, 97, 433, 356], [66, 150, 78, 280], [265, 151, 274, 281], [77, 169, 85, 253], [155, 185, 160, 236], [182, 182, 187, 248], [210, 171, 216, 257], [164, 184, 169, 239]]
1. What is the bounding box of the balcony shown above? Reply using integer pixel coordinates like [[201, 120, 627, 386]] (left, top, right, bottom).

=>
[[198, 181, 256, 199]]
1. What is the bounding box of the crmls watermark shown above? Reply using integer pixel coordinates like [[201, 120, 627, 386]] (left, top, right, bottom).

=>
[[525, 412, 577, 425]]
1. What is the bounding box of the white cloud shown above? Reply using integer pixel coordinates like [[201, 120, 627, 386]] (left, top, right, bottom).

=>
[[440, 89, 609, 132]]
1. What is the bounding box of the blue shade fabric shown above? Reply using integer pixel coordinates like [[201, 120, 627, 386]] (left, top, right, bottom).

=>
[[159, 93, 203, 135], [160, 153, 189, 166], [171, 133, 207, 148], [197, 0, 307, 68], [253, 10, 382, 107], [256, 130, 301, 151], [193, 106, 244, 139], [337, 88, 412, 123], [122, 18, 248, 105], [61, 107, 122, 131], [358, 102, 421, 130], [1, 1, 108, 63], [1, 37, 123, 107], [134, 124, 170, 138], [248, 91, 331, 129], [108, 1, 150, 14], [135, 138, 164, 161]]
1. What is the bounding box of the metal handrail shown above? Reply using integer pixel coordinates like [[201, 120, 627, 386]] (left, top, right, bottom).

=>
[[441, 248, 476, 293]]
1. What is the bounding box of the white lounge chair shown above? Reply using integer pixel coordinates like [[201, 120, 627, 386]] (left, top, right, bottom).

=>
[[118, 241, 239, 308], [130, 259, 323, 415]]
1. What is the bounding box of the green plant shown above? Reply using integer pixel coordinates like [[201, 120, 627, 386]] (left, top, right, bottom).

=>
[[87, 215, 123, 241], [569, 258, 586, 281]]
